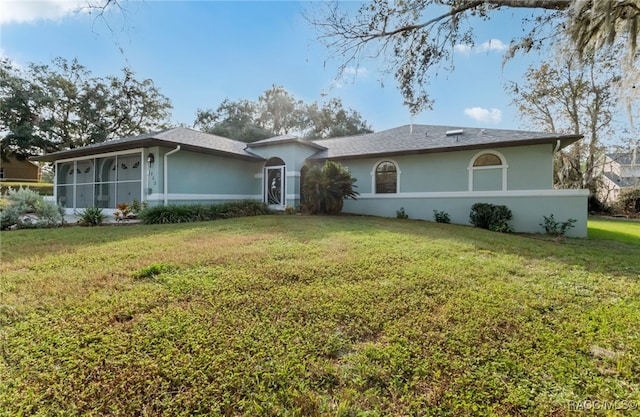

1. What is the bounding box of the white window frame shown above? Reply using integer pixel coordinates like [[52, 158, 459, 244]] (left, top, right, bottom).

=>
[[467, 150, 508, 192], [371, 159, 401, 194]]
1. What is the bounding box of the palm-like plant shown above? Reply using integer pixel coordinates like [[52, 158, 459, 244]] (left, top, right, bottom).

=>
[[302, 161, 358, 214]]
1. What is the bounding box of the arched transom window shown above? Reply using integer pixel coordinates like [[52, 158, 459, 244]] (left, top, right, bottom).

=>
[[473, 153, 502, 167], [375, 161, 398, 193], [468, 151, 508, 191]]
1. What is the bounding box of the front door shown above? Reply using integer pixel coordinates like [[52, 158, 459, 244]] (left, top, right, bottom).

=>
[[264, 166, 285, 208]]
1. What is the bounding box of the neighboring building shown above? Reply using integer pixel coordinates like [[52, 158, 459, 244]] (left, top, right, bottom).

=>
[[34, 125, 589, 237], [599, 149, 640, 204], [0, 155, 42, 182]]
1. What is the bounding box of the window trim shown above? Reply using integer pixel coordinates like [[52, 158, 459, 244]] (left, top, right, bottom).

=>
[[371, 159, 401, 194], [467, 150, 508, 191]]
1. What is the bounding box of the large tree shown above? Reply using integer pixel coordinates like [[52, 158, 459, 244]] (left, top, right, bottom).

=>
[[308, 0, 640, 114], [0, 57, 172, 160], [194, 85, 372, 142], [507, 44, 622, 195]]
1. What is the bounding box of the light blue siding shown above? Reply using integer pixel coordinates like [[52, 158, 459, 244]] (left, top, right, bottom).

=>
[[342, 191, 588, 237]]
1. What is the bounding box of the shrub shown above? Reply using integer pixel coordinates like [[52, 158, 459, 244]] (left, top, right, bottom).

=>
[[1, 203, 27, 230], [78, 207, 106, 226], [284, 205, 296, 215], [34, 199, 65, 228], [138, 200, 273, 224], [469, 203, 513, 233], [0, 183, 53, 197], [130, 199, 148, 215], [433, 210, 451, 224], [5, 186, 40, 209], [0, 187, 64, 230], [617, 187, 640, 215], [540, 214, 576, 237], [302, 161, 358, 215], [588, 195, 613, 214], [396, 207, 409, 219]]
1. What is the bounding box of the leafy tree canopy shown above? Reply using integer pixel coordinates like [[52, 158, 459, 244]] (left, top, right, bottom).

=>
[[193, 85, 372, 142], [308, 0, 640, 114], [507, 41, 631, 196], [0, 57, 172, 160]]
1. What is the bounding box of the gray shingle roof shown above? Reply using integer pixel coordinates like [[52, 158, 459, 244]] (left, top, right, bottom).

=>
[[604, 172, 639, 188], [33, 127, 264, 162], [607, 150, 639, 166], [247, 134, 326, 150], [308, 125, 582, 160]]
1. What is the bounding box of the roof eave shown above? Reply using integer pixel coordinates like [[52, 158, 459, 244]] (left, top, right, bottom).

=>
[[31, 138, 265, 162]]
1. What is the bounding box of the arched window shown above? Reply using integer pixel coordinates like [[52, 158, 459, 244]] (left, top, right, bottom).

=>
[[468, 151, 508, 191], [473, 153, 502, 167], [375, 161, 398, 193]]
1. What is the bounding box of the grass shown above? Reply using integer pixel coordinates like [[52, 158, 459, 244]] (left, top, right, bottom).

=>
[[1, 216, 639, 416], [589, 216, 640, 246]]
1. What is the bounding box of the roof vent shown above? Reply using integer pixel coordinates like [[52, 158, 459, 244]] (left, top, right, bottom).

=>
[[446, 129, 464, 136]]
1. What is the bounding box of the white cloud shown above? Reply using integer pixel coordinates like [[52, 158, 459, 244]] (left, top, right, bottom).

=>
[[343, 66, 369, 77], [476, 39, 507, 53], [453, 44, 472, 56], [0, 0, 84, 24], [464, 107, 502, 124], [454, 38, 507, 55]]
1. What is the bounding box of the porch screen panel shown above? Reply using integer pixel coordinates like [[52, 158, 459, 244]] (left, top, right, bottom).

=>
[[116, 154, 141, 204], [56, 162, 74, 208], [95, 156, 116, 208], [95, 183, 115, 208], [75, 160, 95, 209], [76, 184, 94, 208]]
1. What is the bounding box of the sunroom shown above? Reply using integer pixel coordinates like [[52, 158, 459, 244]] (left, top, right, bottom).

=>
[[55, 151, 144, 212]]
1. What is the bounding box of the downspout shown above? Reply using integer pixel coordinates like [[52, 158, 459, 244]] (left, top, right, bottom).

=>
[[163, 145, 181, 205], [553, 140, 562, 189]]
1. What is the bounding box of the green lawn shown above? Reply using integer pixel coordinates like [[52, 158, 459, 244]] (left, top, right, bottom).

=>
[[589, 216, 640, 246], [1, 216, 639, 416]]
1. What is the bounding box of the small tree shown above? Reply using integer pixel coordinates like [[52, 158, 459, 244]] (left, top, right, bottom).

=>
[[302, 161, 358, 214]]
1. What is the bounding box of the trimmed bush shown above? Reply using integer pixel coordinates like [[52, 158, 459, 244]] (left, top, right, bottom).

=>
[[469, 203, 513, 233], [433, 210, 451, 224], [0, 182, 53, 196], [138, 200, 273, 224]]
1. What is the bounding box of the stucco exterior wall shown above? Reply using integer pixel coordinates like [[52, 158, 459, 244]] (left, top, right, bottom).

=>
[[335, 144, 586, 237], [249, 142, 322, 208], [342, 190, 588, 237], [333, 144, 554, 196], [147, 148, 262, 205]]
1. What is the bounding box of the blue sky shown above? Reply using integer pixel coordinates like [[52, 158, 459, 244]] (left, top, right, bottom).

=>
[[0, 0, 548, 132]]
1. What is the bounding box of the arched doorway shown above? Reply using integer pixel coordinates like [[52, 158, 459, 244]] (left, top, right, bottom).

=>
[[264, 157, 286, 208]]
